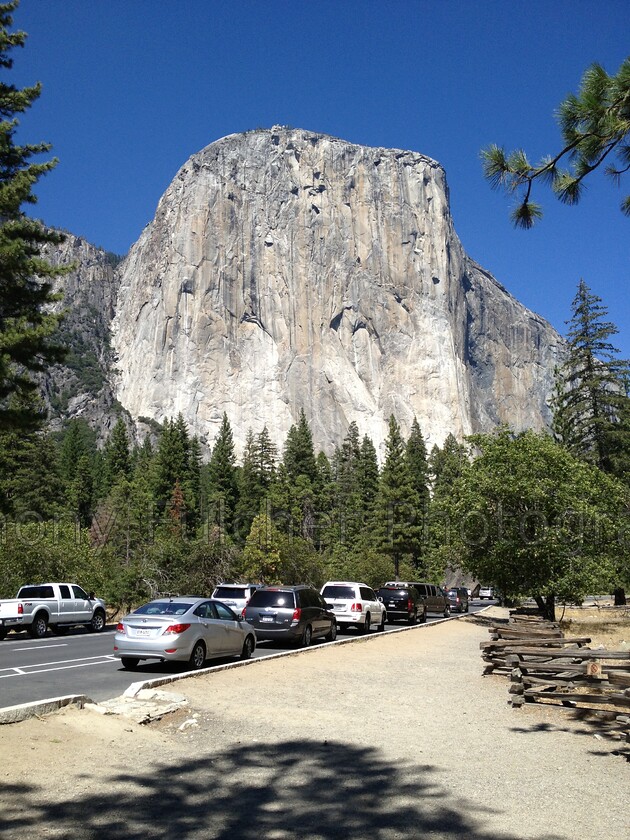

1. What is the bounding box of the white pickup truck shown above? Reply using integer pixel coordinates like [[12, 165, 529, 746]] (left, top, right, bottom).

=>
[[0, 583, 107, 640]]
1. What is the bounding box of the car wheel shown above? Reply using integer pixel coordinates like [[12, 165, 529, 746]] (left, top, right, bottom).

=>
[[299, 624, 312, 648], [0, 627, 6, 641], [408, 610, 417, 626], [240, 635, 255, 660], [325, 621, 337, 642], [121, 657, 139, 669], [465, 602, 469, 613], [377, 613, 386, 632], [90, 609, 106, 632], [189, 640, 206, 669], [30, 613, 48, 639], [419, 607, 427, 624], [443, 605, 451, 618], [362, 613, 371, 635]]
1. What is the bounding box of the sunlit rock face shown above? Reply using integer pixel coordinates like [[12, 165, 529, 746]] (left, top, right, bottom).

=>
[[111, 127, 562, 456]]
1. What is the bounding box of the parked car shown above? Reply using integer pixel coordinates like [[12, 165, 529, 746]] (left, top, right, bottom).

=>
[[320, 581, 387, 634], [376, 585, 426, 625], [0, 582, 106, 640], [384, 581, 451, 617], [211, 583, 260, 615], [445, 587, 469, 613], [113, 596, 256, 670], [243, 585, 336, 647], [479, 586, 495, 600]]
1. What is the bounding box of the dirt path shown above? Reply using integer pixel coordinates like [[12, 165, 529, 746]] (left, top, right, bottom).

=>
[[1, 614, 627, 839]]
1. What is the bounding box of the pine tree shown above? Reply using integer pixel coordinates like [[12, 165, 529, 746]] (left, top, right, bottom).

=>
[[67, 454, 94, 528], [374, 416, 422, 578], [552, 280, 630, 480], [406, 417, 430, 509], [206, 412, 238, 536], [283, 409, 317, 484], [0, 2, 69, 428], [0, 395, 63, 519], [102, 418, 131, 490], [331, 422, 363, 546], [429, 434, 469, 498], [482, 58, 630, 227]]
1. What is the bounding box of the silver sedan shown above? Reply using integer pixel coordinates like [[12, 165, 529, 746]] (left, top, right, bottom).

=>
[[113, 596, 256, 670]]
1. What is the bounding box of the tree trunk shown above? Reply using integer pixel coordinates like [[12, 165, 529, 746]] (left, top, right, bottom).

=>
[[533, 594, 556, 622], [613, 587, 627, 606]]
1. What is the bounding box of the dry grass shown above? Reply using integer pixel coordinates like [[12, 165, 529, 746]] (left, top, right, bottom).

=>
[[559, 604, 630, 648]]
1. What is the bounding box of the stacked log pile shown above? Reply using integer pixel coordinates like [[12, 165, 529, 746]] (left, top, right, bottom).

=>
[[481, 613, 630, 751]]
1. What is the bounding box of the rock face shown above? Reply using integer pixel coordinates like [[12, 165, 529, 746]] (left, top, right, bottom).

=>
[[111, 127, 563, 456], [40, 233, 121, 439]]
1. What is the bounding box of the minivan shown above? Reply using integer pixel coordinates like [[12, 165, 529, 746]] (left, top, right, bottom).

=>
[[243, 585, 337, 647]]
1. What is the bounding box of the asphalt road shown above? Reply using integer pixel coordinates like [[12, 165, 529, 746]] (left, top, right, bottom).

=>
[[0, 602, 490, 709]]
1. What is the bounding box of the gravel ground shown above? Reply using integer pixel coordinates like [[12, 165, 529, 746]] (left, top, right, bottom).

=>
[[1, 611, 628, 840]]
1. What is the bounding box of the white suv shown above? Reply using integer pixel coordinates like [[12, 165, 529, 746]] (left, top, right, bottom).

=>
[[320, 581, 387, 634], [211, 583, 260, 616]]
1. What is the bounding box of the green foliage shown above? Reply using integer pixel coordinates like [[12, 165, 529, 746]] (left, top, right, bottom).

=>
[[373, 415, 423, 578], [552, 280, 630, 482], [0, 520, 103, 599], [0, 2, 70, 427], [435, 428, 630, 615], [481, 58, 630, 227]]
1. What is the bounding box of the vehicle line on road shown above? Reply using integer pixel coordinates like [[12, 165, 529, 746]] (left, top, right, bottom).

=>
[[12, 643, 68, 652], [0, 654, 118, 679]]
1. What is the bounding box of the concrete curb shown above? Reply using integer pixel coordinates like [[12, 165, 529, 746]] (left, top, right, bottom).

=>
[[0, 694, 90, 725]]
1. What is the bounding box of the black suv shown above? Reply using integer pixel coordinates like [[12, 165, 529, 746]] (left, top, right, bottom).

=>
[[376, 585, 427, 625], [243, 585, 337, 647]]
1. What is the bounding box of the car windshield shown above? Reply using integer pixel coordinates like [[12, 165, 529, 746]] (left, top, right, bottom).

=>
[[447, 590, 458, 596], [322, 585, 355, 599], [214, 587, 247, 599], [133, 602, 193, 616], [248, 590, 295, 608]]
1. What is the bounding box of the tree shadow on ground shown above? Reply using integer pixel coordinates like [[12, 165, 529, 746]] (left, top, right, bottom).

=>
[[510, 709, 630, 761], [1, 739, 569, 840]]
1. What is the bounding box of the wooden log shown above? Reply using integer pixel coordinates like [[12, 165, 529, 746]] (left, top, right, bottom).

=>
[[501, 647, 630, 660], [522, 688, 630, 706], [480, 637, 591, 649]]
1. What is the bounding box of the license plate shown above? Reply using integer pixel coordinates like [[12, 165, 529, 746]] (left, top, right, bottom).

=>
[[135, 628, 151, 636], [260, 616, 274, 623]]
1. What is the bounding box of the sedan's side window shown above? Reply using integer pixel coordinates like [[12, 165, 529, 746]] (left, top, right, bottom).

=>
[[214, 602, 237, 621], [194, 603, 211, 619]]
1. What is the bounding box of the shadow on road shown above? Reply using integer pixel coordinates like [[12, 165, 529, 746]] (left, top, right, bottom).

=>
[[1, 739, 568, 839]]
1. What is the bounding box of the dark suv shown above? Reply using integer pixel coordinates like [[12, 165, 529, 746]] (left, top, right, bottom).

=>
[[376, 585, 426, 625], [385, 581, 451, 617], [243, 585, 337, 647], [445, 587, 469, 613]]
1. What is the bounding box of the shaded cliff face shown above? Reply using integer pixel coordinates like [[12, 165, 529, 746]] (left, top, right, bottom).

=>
[[111, 127, 562, 455], [40, 233, 121, 438]]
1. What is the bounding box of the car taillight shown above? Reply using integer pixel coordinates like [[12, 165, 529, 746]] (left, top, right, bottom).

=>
[[18, 603, 23, 615], [407, 598, 413, 610], [116, 622, 125, 633], [350, 603, 363, 612], [164, 623, 190, 635], [291, 608, 301, 622]]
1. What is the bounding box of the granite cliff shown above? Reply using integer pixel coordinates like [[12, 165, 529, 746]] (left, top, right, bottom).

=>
[[59, 128, 565, 456]]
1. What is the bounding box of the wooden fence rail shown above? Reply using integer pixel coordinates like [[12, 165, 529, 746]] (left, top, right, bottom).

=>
[[480, 612, 630, 752]]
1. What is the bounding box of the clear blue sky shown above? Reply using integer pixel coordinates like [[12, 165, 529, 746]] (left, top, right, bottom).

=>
[[11, 0, 630, 356]]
